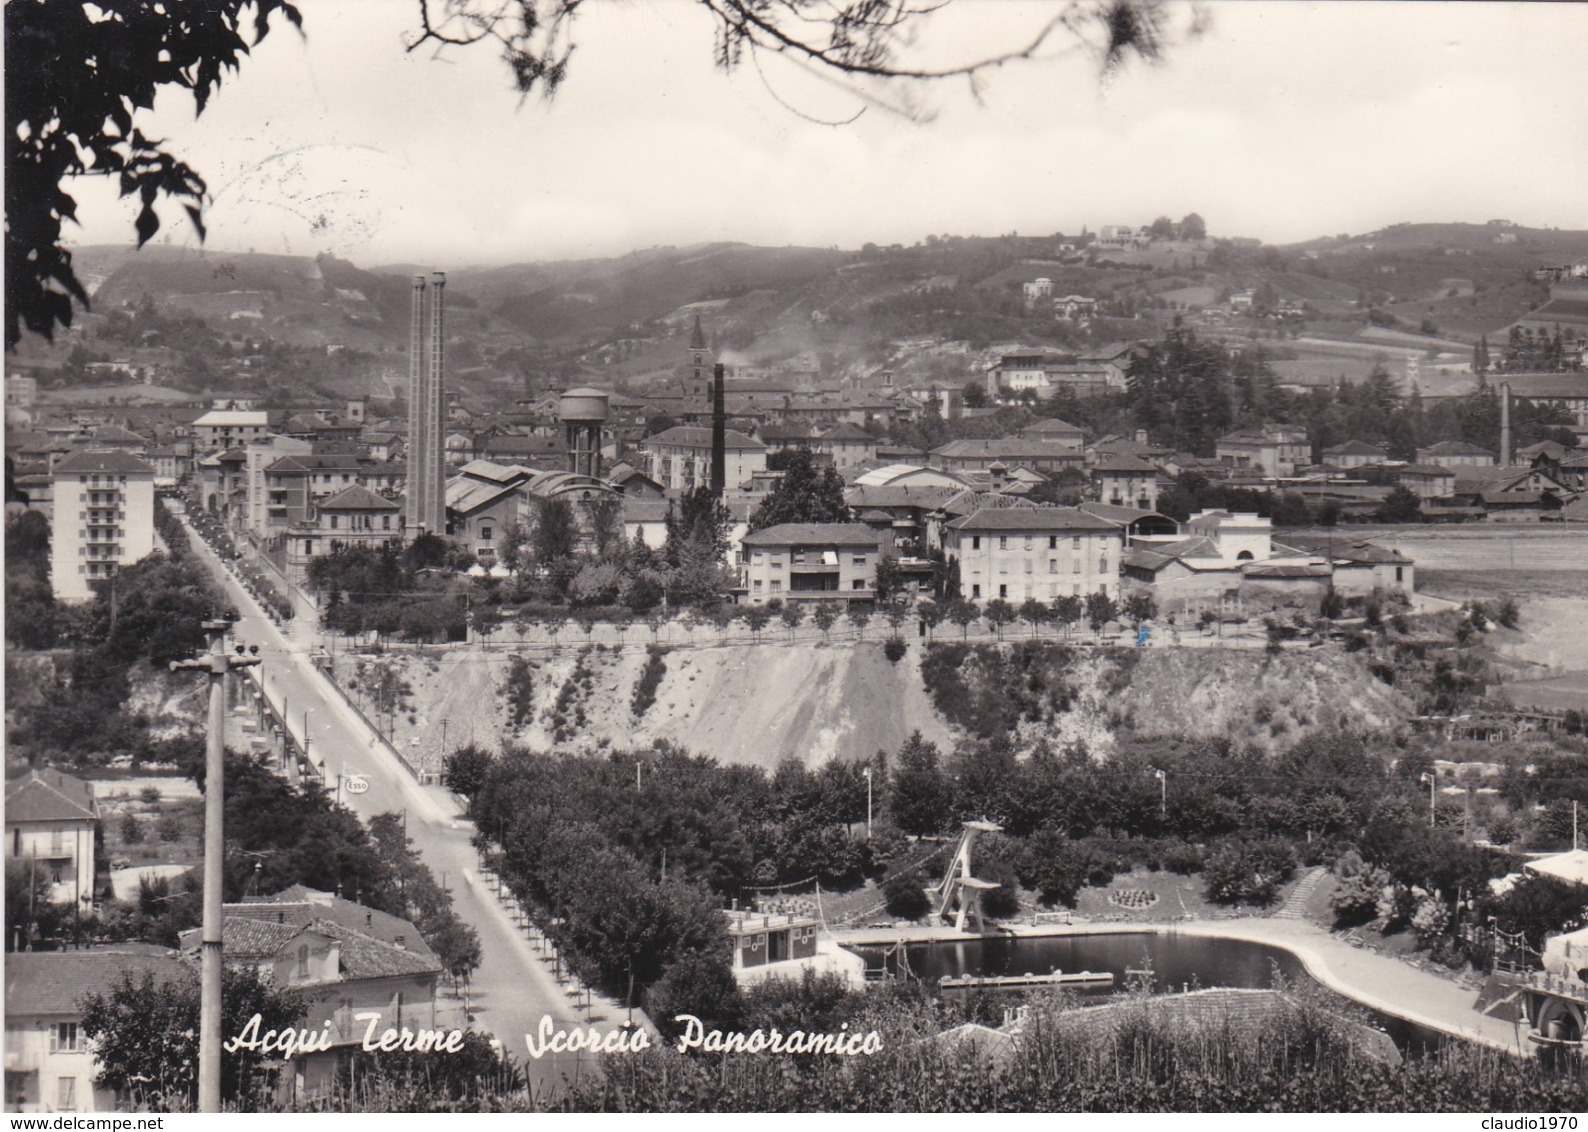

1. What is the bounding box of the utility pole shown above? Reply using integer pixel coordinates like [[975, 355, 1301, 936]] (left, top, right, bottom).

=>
[[170, 619, 260, 1114]]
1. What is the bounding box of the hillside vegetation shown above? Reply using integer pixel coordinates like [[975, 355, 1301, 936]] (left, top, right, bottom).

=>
[[920, 642, 1412, 757]]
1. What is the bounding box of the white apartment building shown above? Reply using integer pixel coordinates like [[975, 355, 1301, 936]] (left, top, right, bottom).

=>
[[942, 506, 1123, 603], [48, 451, 156, 603]]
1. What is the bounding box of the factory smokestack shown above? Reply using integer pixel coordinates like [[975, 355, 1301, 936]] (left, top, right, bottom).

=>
[[1500, 380, 1511, 467], [405, 273, 447, 537], [710, 362, 726, 497]]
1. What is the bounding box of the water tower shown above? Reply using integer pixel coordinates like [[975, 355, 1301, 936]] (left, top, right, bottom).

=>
[[559, 387, 610, 479]]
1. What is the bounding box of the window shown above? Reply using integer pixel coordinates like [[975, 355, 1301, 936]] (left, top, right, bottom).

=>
[[998, 584, 1008, 599], [1395, 566, 1404, 583], [51, 1022, 79, 1053], [1072, 537, 1081, 550], [753, 580, 763, 592], [329, 514, 339, 530], [1072, 584, 1081, 596], [1049, 559, 1058, 574], [999, 536, 1008, 550], [752, 551, 765, 564], [971, 536, 981, 550], [297, 943, 309, 978], [852, 555, 866, 566], [770, 580, 782, 593], [1072, 559, 1081, 574], [971, 584, 982, 598], [1024, 537, 1033, 550], [1049, 536, 1058, 549], [852, 579, 865, 590], [1099, 557, 1108, 573], [481, 527, 493, 542], [1024, 560, 1032, 573], [56, 1077, 77, 1111]]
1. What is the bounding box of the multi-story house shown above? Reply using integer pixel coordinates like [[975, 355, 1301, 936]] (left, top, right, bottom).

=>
[[740, 523, 886, 604], [284, 485, 403, 583], [930, 439, 1086, 477], [1415, 440, 1497, 468], [5, 769, 99, 912], [191, 409, 280, 452], [1321, 440, 1390, 470], [48, 451, 155, 603], [642, 426, 766, 493], [4, 945, 189, 1112], [1214, 424, 1310, 478], [942, 507, 1123, 603], [242, 436, 314, 538], [183, 912, 443, 1099], [1395, 464, 1457, 501], [813, 423, 878, 470], [1091, 452, 1160, 511]]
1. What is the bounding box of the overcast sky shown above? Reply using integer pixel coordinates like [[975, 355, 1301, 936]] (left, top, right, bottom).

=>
[[66, 0, 1588, 268]]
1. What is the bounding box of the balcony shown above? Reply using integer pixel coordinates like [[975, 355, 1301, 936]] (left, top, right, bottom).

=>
[[5, 1048, 40, 1071]]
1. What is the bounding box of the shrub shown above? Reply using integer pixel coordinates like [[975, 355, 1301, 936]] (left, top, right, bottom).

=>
[[139, 785, 161, 805], [882, 872, 930, 920], [631, 646, 670, 718], [156, 814, 183, 843], [120, 812, 143, 844], [883, 636, 907, 663]]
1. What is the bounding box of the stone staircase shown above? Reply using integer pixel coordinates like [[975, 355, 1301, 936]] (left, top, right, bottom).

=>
[[1272, 866, 1328, 920]]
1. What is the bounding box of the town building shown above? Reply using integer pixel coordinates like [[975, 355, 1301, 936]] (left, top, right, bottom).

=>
[[1321, 440, 1390, 469], [812, 423, 878, 470], [942, 506, 1122, 603], [1091, 452, 1160, 511], [283, 485, 403, 583], [192, 409, 280, 451], [5, 769, 100, 912], [724, 908, 865, 989], [48, 450, 155, 603], [740, 523, 886, 603], [1415, 440, 1497, 468], [930, 439, 1085, 477], [183, 912, 443, 1098], [4, 945, 189, 1112], [1394, 464, 1458, 501], [1019, 418, 1086, 448], [642, 426, 767, 493], [1214, 425, 1311, 479]]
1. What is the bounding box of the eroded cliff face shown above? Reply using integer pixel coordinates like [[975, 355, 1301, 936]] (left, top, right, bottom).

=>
[[333, 636, 1410, 777]]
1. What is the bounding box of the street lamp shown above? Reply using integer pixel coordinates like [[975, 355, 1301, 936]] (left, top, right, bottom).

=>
[[862, 766, 873, 839], [1152, 768, 1166, 815], [1419, 772, 1436, 828]]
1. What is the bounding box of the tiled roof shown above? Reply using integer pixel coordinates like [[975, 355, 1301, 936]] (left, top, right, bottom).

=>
[[1420, 440, 1495, 457], [237, 886, 435, 961], [1091, 452, 1159, 473], [305, 920, 442, 979], [945, 506, 1120, 533], [741, 522, 880, 547], [5, 769, 98, 823], [820, 422, 875, 442], [1336, 541, 1412, 564], [1323, 440, 1389, 457], [319, 485, 400, 511], [51, 450, 154, 476], [223, 918, 302, 959], [4, 945, 189, 1017], [933, 439, 1084, 461], [646, 426, 764, 450]]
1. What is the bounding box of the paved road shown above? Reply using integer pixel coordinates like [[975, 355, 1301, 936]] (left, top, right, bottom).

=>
[[173, 506, 603, 1096]]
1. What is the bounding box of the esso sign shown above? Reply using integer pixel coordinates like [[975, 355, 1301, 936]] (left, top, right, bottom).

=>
[[344, 775, 370, 795]]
